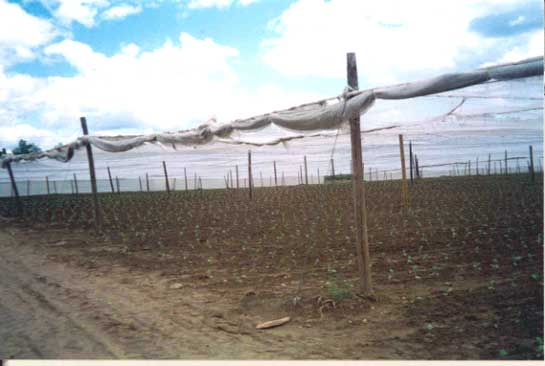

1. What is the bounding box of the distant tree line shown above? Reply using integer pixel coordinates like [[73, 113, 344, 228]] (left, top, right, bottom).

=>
[[0, 139, 42, 157]]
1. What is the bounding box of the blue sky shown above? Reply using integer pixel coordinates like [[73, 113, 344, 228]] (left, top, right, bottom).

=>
[[0, 0, 543, 149]]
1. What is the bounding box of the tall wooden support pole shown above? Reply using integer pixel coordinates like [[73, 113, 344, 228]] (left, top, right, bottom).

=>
[[107, 167, 115, 193], [304, 155, 309, 185], [116, 176, 120, 194], [398, 134, 409, 207], [73, 173, 79, 195], [248, 150, 253, 199], [46, 176, 50, 195], [409, 141, 414, 184], [347, 52, 372, 295], [80, 116, 101, 232], [163, 161, 170, 193], [330, 158, 335, 178], [236, 165, 240, 189], [274, 161, 278, 186], [529, 145, 535, 182], [6, 162, 22, 216], [146, 173, 150, 192]]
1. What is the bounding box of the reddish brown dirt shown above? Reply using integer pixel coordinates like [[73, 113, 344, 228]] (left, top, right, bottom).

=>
[[0, 174, 543, 359]]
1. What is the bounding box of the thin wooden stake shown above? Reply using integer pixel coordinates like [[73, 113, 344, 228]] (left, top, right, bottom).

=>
[[248, 150, 253, 199], [116, 176, 120, 194], [46, 176, 50, 195], [347, 52, 372, 295], [73, 173, 79, 195], [146, 173, 150, 192], [274, 161, 278, 186], [236, 165, 240, 189], [488, 154, 491, 175], [399, 134, 409, 207], [409, 141, 414, 184], [529, 145, 535, 182], [163, 161, 170, 193], [6, 162, 22, 216], [304, 156, 308, 185], [184, 167, 188, 191], [107, 167, 115, 193], [80, 116, 101, 232]]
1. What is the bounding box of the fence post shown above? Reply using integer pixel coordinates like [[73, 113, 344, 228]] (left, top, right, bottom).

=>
[[107, 167, 115, 193], [415, 155, 420, 179], [468, 160, 471, 176], [116, 176, 120, 194], [184, 167, 188, 191], [488, 154, 491, 175], [139, 176, 143, 192], [46, 176, 50, 195], [317, 168, 320, 184], [529, 145, 535, 182], [399, 134, 409, 207], [330, 158, 335, 178], [6, 162, 22, 216], [504, 150, 508, 175], [73, 173, 79, 195], [304, 156, 308, 185], [236, 165, 240, 189], [163, 161, 170, 193], [476, 157, 479, 176], [229, 170, 233, 189], [80, 116, 101, 232], [274, 161, 278, 186], [347, 52, 372, 295], [248, 150, 253, 199], [409, 141, 414, 184], [146, 173, 150, 192]]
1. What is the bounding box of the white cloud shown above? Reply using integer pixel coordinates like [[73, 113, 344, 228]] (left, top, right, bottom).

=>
[[101, 4, 142, 20], [260, 0, 541, 87], [486, 31, 544, 65], [187, 0, 259, 9], [48, 0, 110, 27], [0, 0, 58, 65], [0, 33, 322, 149]]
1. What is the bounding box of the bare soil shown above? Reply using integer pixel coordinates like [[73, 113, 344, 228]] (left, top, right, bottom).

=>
[[0, 175, 542, 359]]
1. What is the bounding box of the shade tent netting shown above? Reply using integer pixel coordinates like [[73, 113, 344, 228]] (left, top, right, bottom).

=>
[[1, 56, 543, 169]]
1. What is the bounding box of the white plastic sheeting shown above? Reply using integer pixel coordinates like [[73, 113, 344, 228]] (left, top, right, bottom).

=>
[[2, 56, 543, 168]]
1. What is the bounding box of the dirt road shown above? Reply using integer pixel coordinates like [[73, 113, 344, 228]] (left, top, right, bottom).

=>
[[0, 227, 403, 359]]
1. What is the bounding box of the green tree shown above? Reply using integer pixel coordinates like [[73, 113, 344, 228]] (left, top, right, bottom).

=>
[[12, 139, 41, 155]]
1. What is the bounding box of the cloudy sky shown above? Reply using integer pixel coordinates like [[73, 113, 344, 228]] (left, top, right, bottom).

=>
[[0, 0, 543, 150]]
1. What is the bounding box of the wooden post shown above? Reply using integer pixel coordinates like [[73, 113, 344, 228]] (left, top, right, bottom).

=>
[[317, 168, 320, 184], [504, 150, 508, 175], [330, 158, 335, 178], [476, 157, 479, 176], [488, 154, 491, 175], [73, 173, 79, 195], [529, 145, 535, 182], [163, 161, 170, 193], [46, 176, 50, 195], [116, 176, 120, 194], [304, 156, 308, 185], [409, 141, 414, 184], [80, 116, 101, 232], [107, 167, 115, 193], [199, 177, 202, 190], [229, 170, 233, 189], [399, 134, 409, 207], [274, 161, 278, 186], [248, 150, 253, 199], [6, 162, 22, 216], [139, 176, 143, 192], [468, 160, 471, 176], [236, 165, 240, 189], [146, 173, 150, 192], [346, 52, 372, 295], [282, 171, 285, 186], [184, 167, 188, 191], [415, 155, 420, 179]]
